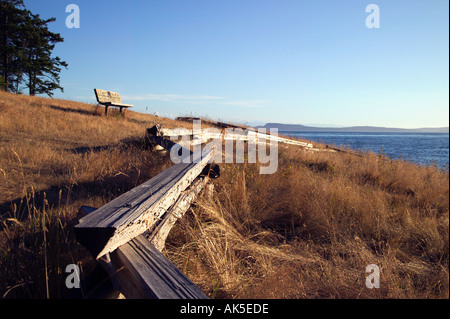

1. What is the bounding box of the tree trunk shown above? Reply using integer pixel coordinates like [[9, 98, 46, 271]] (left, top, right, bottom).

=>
[[2, 21, 9, 92], [28, 70, 34, 96], [2, 55, 8, 91]]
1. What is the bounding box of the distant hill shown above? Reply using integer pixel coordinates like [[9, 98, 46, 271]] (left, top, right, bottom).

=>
[[260, 123, 449, 133]]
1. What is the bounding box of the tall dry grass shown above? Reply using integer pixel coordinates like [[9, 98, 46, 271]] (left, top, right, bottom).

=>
[[0, 91, 175, 298], [165, 144, 449, 298], [0, 90, 448, 299]]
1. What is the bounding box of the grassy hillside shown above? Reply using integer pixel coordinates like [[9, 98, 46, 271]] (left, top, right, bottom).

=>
[[167, 148, 449, 298], [0, 91, 183, 298], [0, 91, 448, 299]]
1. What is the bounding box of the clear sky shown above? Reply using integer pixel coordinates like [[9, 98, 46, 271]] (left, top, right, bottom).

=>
[[23, 0, 449, 128]]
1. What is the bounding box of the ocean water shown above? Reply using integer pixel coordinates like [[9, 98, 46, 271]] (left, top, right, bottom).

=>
[[283, 132, 449, 169]]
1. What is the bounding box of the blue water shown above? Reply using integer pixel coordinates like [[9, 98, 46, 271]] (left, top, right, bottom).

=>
[[283, 132, 449, 169]]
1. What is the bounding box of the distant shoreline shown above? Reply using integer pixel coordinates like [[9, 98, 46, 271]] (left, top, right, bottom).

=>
[[280, 131, 450, 134], [260, 123, 449, 134]]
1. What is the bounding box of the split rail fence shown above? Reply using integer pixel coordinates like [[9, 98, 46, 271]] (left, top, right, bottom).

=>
[[73, 122, 337, 299], [74, 127, 219, 299]]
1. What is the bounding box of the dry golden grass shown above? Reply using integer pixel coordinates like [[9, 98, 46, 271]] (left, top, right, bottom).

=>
[[0, 90, 448, 299], [165, 140, 449, 299], [0, 91, 176, 298], [0, 91, 193, 203]]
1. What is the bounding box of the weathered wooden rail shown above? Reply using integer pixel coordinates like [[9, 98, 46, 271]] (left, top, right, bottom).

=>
[[73, 120, 337, 299], [176, 116, 255, 131], [74, 134, 218, 299], [153, 125, 315, 149], [170, 118, 364, 156]]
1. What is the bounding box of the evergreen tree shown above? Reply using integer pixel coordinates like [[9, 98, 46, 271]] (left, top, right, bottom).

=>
[[21, 13, 68, 96], [0, 0, 67, 96], [0, 0, 26, 92]]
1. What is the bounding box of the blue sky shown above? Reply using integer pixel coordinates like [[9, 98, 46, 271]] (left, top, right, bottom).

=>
[[23, 0, 449, 128]]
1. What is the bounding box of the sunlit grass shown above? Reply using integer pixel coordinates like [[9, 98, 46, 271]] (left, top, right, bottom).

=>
[[0, 90, 448, 299]]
